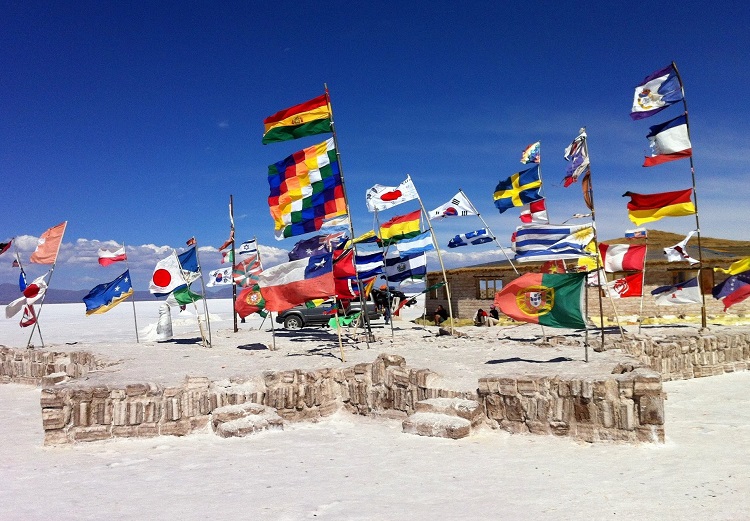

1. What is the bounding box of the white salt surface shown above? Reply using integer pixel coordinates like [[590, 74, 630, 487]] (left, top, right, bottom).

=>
[[2, 299, 750, 519]]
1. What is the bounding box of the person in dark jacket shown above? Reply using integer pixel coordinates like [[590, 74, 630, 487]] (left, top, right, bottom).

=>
[[433, 304, 449, 325]]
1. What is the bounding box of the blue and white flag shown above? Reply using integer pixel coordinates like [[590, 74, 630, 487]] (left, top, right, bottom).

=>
[[631, 64, 683, 120], [512, 223, 595, 262], [385, 251, 427, 285], [236, 239, 258, 258], [652, 277, 702, 305], [355, 250, 384, 279], [395, 231, 435, 256], [447, 229, 494, 248], [428, 192, 476, 220], [207, 267, 234, 287]]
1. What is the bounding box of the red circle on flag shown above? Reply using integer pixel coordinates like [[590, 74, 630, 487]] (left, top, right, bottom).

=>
[[380, 189, 403, 202], [152, 269, 172, 288], [23, 284, 39, 299]]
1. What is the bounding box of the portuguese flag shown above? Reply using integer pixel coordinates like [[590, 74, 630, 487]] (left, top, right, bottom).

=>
[[262, 94, 332, 144], [494, 272, 587, 329]]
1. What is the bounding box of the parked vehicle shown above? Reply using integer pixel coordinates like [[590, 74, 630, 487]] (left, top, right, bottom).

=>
[[275, 297, 381, 330]]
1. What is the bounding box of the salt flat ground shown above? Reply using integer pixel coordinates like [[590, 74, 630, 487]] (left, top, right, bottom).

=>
[[1, 300, 750, 519]]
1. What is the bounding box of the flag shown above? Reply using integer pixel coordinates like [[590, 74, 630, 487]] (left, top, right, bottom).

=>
[[355, 251, 384, 279], [30, 222, 66, 264], [631, 64, 683, 120], [268, 138, 346, 240], [166, 286, 203, 307], [334, 277, 361, 300], [623, 189, 696, 226], [493, 165, 542, 213], [652, 277, 702, 305], [447, 229, 494, 248], [714, 257, 750, 276], [520, 142, 541, 164], [664, 230, 699, 265], [493, 272, 586, 329], [563, 130, 589, 187], [236, 239, 258, 258], [235, 280, 267, 318], [218, 230, 234, 251], [365, 176, 419, 212], [540, 260, 566, 274], [429, 191, 476, 220], [233, 255, 262, 287], [604, 272, 644, 299], [598, 243, 646, 272], [262, 93, 332, 144], [519, 198, 549, 224], [149, 252, 187, 297], [186, 237, 196, 246], [395, 231, 434, 256], [288, 234, 330, 261], [333, 249, 356, 279], [5, 274, 48, 319], [712, 271, 750, 311], [177, 247, 201, 283], [643, 114, 692, 167], [352, 230, 378, 244], [512, 223, 595, 262], [83, 270, 134, 315], [385, 251, 427, 285], [0, 240, 11, 256], [378, 209, 421, 246], [20, 305, 36, 328], [221, 249, 234, 264], [207, 267, 234, 287], [98, 247, 127, 266], [258, 253, 334, 312], [625, 228, 648, 239]]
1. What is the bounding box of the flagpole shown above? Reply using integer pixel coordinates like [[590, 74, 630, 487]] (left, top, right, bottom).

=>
[[255, 236, 276, 350], [413, 186, 454, 335], [27, 221, 67, 349], [460, 189, 518, 275], [671, 61, 707, 329], [638, 240, 648, 334], [373, 209, 396, 340], [325, 83, 373, 345], [534, 142, 552, 222], [193, 241, 213, 348], [13, 243, 44, 347], [123, 242, 140, 343], [579, 132, 605, 355], [230, 195, 238, 333]]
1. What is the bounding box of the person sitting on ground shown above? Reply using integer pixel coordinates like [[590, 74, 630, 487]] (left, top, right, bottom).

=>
[[474, 308, 488, 326], [433, 304, 449, 325], [487, 305, 500, 326]]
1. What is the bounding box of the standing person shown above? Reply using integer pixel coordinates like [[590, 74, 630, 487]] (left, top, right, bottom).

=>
[[433, 304, 449, 325], [487, 305, 500, 326]]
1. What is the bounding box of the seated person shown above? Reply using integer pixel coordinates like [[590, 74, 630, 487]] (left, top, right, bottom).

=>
[[487, 305, 500, 326], [433, 304, 449, 325], [474, 308, 488, 326]]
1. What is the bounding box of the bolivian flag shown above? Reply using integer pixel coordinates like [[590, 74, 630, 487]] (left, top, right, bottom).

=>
[[262, 94, 332, 144], [623, 188, 695, 226], [494, 272, 586, 329], [378, 209, 422, 246]]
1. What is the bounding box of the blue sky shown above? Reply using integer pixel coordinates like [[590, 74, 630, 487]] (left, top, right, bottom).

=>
[[2, 1, 749, 291]]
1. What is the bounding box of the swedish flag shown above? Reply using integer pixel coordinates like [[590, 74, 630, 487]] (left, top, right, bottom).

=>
[[493, 165, 542, 214]]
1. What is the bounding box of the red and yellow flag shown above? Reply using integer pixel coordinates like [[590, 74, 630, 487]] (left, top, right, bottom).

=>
[[623, 189, 695, 226]]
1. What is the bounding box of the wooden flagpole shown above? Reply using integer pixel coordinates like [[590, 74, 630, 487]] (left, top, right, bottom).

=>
[[671, 61, 707, 329], [373, 209, 396, 341], [459, 189, 518, 275], [122, 241, 140, 343], [413, 184, 454, 335], [191, 241, 212, 348], [230, 195, 238, 333], [325, 83, 373, 345], [27, 221, 67, 349]]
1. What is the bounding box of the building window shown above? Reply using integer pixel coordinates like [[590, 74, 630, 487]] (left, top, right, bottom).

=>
[[477, 278, 503, 299], [428, 280, 446, 299]]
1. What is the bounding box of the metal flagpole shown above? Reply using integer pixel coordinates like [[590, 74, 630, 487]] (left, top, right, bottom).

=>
[[413, 185, 454, 335], [460, 189, 519, 275], [671, 61, 707, 329], [255, 236, 276, 350], [122, 242, 139, 343], [27, 221, 67, 349], [325, 83, 373, 345], [579, 132, 605, 360], [13, 243, 44, 347], [230, 195, 238, 333]]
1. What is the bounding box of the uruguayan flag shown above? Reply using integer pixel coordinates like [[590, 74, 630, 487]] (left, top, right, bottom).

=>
[[512, 223, 595, 262], [447, 229, 494, 248]]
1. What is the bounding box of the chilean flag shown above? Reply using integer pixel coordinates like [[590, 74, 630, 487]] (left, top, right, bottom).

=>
[[258, 253, 334, 312], [643, 114, 692, 167], [98, 247, 127, 266]]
